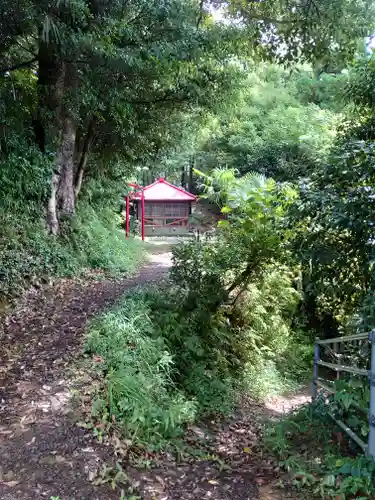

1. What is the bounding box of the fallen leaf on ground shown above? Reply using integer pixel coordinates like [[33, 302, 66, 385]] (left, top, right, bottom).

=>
[[2, 481, 20, 487]]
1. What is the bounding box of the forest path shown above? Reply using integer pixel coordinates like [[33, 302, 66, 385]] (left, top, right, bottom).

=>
[[0, 244, 172, 500], [0, 241, 310, 500], [129, 389, 310, 500]]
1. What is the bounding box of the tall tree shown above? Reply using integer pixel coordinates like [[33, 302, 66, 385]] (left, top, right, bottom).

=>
[[0, 0, 242, 232], [218, 0, 374, 65], [288, 53, 375, 333], [0, 0, 372, 233], [168, 65, 340, 182]]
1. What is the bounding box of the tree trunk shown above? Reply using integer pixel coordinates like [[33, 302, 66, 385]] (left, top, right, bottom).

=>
[[227, 263, 255, 295], [37, 39, 67, 233], [74, 120, 95, 199], [47, 170, 60, 236], [37, 40, 65, 150], [47, 116, 76, 233], [188, 155, 194, 193], [37, 52, 77, 231], [74, 150, 88, 199], [58, 116, 76, 215]]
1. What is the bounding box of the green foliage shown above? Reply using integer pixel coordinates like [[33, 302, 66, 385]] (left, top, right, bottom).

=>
[[286, 52, 375, 335], [260, 52, 375, 489], [69, 204, 142, 274], [0, 145, 51, 210], [265, 403, 375, 499], [2, 0, 373, 482], [0, 0, 247, 231], [188, 169, 293, 289], [314, 341, 370, 443], [1, 0, 368, 236], [345, 54, 375, 110], [295, 71, 348, 112], [84, 170, 312, 448], [86, 293, 197, 447], [289, 134, 375, 333], [166, 170, 310, 401], [240, 268, 311, 399], [85, 263, 307, 450], [189, 65, 339, 182], [141, 285, 239, 414], [224, 0, 374, 65], [0, 190, 143, 297]]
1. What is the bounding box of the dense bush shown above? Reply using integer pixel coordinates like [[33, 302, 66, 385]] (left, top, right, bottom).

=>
[[170, 254, 309, 401], [238, 267, 311, 399], [165, 171, 312, 399], [68, 204, 143, 274], [82, 169, 310, 451], [145, 285, 240, 413], [85, 197, 312, 449], [85, 256, 311, 452]]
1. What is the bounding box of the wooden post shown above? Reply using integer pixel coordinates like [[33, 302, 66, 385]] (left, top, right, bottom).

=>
[[312, 339, 320, 400], [141, 190, 145, 241], [125, 195, 130, 238]]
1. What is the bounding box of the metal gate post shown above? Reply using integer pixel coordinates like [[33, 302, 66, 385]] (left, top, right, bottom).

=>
[[312, 339, 320, 400], [368, 329, 375, 460]]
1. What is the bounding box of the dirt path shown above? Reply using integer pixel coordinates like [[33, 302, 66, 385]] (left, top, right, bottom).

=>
[[0, 245, 310, 500], [128, 390, 310, 500], [0, 250, 172, 500]]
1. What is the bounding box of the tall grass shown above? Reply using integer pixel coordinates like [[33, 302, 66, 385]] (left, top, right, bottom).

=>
[[85, 294, 197, 447]]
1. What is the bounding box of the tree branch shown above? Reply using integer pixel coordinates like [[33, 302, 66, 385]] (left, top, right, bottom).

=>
[[226, 263, 254, 295], [75, 119, 95, 198], [0, 57, 37, 75], [197, 0, 204, 28], [231, 285, 248, 307], [15, 40, 37, 57]]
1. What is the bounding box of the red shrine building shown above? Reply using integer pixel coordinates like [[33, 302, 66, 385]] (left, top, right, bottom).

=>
[[128, 178, 197, 237]]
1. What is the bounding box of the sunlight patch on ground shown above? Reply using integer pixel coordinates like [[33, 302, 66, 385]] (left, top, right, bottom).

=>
[[265, 387, 311, 415], [148, 252, 173, 267]]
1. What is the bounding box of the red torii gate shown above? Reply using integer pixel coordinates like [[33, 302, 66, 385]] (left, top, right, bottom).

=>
[[124, 182, 145, 241]]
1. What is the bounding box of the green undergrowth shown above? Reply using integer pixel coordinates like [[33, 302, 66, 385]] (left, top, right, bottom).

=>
[[0, 140, 144, 298], [264, 401, 375, 499], [0, 203, 143, 298], [85, 292, 198, 450], [85, 279, 312, 451]]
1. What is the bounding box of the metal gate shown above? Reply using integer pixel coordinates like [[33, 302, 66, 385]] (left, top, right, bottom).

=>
[[312, 330, 375, 459]]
